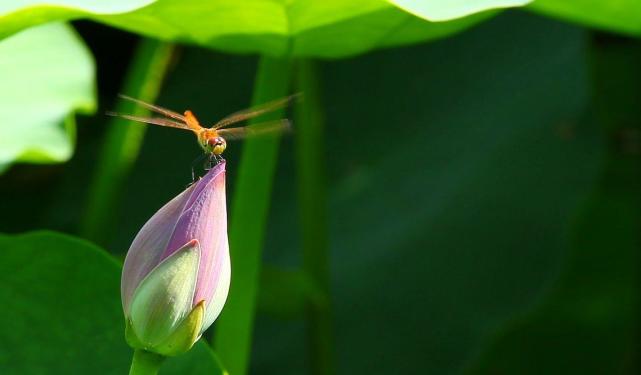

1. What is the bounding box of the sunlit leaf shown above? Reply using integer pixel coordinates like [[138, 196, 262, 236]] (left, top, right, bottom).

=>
[[0, 231, 226, 374], [96, 0, 497, 58], [387, 0, 531, 21], [1, 0, 501, 58], [0, 23, 95, 173]]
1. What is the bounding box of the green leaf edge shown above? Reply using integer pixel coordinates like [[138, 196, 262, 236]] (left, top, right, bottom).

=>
[[385, 0, 532, 21], [0, 1, 156, 40]]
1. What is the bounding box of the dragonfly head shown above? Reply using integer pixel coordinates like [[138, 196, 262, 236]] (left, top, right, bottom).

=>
[[205, 135, 227, 155]]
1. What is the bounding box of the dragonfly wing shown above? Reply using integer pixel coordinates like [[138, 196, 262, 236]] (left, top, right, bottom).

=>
[[106, 112, 193, 131], [217, 119, 291, 140], [213, 93, 301, 129], [119, 94, 186, 122]]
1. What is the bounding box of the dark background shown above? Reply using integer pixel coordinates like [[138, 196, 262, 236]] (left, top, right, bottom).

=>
[[1, 10, 638, 375]]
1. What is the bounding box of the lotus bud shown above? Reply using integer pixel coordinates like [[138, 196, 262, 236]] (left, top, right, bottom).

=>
[[121, 162, 230, 356]]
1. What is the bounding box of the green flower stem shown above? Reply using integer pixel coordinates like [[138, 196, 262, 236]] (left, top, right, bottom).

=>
[[129, 350, 165, 375], [294, 60, 335, 375], [80, 39, 175, 246], [213, 56, 292, 375]]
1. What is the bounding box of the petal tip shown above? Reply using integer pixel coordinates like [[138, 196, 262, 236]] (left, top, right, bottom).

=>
[[185, 239, 200, 248]]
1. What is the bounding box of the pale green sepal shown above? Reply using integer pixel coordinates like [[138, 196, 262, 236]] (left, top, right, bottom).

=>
[[125, 318, 145, 349], [129, 240, 201, 349], [155, 300, 205, 356]]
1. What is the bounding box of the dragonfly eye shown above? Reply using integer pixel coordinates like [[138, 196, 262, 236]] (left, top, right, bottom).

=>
[[206, 136, 226, 146], [207, 136, 227, 155]]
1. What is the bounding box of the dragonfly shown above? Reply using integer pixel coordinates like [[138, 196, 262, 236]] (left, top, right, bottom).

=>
[[107, 94, 299, 161]]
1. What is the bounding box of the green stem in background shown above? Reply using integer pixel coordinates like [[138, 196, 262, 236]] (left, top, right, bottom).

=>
[[213, 56, 292, 375], [294, 60, 335, 375], [129, 350, 165, 375], [80, 39, 175, 246]]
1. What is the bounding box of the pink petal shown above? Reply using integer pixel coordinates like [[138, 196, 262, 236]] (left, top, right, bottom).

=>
[[163, 162, 229, 319]]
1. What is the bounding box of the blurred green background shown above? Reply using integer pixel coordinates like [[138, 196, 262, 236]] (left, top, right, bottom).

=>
[[0, 2, 639, 375]]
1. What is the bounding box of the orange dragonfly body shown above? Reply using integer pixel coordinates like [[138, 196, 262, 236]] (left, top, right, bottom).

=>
[[108, 94, 298, 156]]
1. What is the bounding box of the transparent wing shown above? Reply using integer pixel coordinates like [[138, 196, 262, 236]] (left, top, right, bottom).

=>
[[217, 119, 292, 140], [213, 93, 301, 129], [106, 112, 193, 131], [119, 94, 186, 122]]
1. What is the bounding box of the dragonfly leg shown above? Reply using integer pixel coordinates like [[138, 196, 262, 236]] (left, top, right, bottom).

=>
[[191, 153, 208, 182], [204, 154, 215, 171], [204, 153, 225, 170]]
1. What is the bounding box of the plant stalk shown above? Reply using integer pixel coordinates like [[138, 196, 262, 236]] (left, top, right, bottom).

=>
[[129, 350, 165, 375], [213, 56, 292, 375], [294, 59, 335, 375], [80, 39, 175, 247]]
